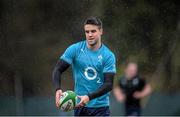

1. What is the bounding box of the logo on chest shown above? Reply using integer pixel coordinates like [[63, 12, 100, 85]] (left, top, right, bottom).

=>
[[84, 67, 97, 80], [98, 55, 103, 62]]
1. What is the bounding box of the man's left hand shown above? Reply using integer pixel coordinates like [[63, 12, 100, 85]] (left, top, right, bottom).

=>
[[133, 91, 143, 99], [76, 95, 89, 108]]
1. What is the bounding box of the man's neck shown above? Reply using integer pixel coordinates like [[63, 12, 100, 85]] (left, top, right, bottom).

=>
[[125, 74, 138, 80]]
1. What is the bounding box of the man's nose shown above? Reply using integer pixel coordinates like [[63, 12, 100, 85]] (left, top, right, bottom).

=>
[[88, 32, 93, 37]]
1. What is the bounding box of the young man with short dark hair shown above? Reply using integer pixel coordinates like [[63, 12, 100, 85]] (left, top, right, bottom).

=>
[[52, 17, 116, 116]]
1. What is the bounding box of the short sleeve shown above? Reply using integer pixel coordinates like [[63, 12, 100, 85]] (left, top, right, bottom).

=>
[[60, 44, 76, 64], [103, 53, 116, 73], [119, 78, 123, 88], [118, 77, 126, 89]]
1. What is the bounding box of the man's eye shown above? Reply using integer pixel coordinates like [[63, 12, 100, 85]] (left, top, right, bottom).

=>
[[91, 30, 96, 33], [85, 31, 89, 33]]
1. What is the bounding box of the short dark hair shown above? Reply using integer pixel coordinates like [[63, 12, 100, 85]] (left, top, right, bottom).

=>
[[84, 16, 102, 29]]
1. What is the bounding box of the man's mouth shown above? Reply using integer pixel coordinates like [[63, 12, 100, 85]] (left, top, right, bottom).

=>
[[88, 38, 94, 40]]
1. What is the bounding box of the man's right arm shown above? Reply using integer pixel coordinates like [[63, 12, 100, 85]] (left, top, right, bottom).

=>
[[52, 59, 70, 91], [113, 85, 126, 102], [52, 59, 70, 108], [113, 78, 126, 102]]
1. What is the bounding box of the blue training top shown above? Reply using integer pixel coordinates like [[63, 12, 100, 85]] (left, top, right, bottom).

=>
[[60, 40, 116, 107]]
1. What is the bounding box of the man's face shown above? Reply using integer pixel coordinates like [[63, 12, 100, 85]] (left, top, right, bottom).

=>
[[125, 63, 138, 79], [84, 24, 103, 46]]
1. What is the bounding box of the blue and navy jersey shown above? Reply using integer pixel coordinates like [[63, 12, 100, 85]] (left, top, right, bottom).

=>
[[60, 40, 116, 107]]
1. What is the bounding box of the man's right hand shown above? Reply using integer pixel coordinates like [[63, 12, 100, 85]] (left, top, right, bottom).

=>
[[55, 89, 63, 108]]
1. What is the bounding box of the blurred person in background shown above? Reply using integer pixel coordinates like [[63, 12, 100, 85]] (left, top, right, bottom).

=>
[[113, 62, 152, 116]]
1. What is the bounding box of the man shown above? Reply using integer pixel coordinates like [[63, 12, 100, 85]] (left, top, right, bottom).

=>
[[52, 17, 116, 116], [113, 62, 151, 116]]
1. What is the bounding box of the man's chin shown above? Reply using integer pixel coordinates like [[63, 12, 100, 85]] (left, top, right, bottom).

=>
[[89, 42, 96, 46], [87, 41, 96, 46]]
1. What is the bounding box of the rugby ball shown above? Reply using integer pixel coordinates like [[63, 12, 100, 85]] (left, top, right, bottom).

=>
[[59, 90, 77, 112]]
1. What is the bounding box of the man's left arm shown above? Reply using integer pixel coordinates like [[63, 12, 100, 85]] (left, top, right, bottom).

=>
[[133, 83, 152, 99], [76, 73, 114, 107], [88, 73, 115, 100]]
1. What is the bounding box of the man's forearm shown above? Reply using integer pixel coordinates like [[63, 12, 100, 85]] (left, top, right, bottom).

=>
[[52, 59, 70, 91], [141, 84, 152, 97], [113, 86, 126, 102], [88, 73, 115, 100]]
